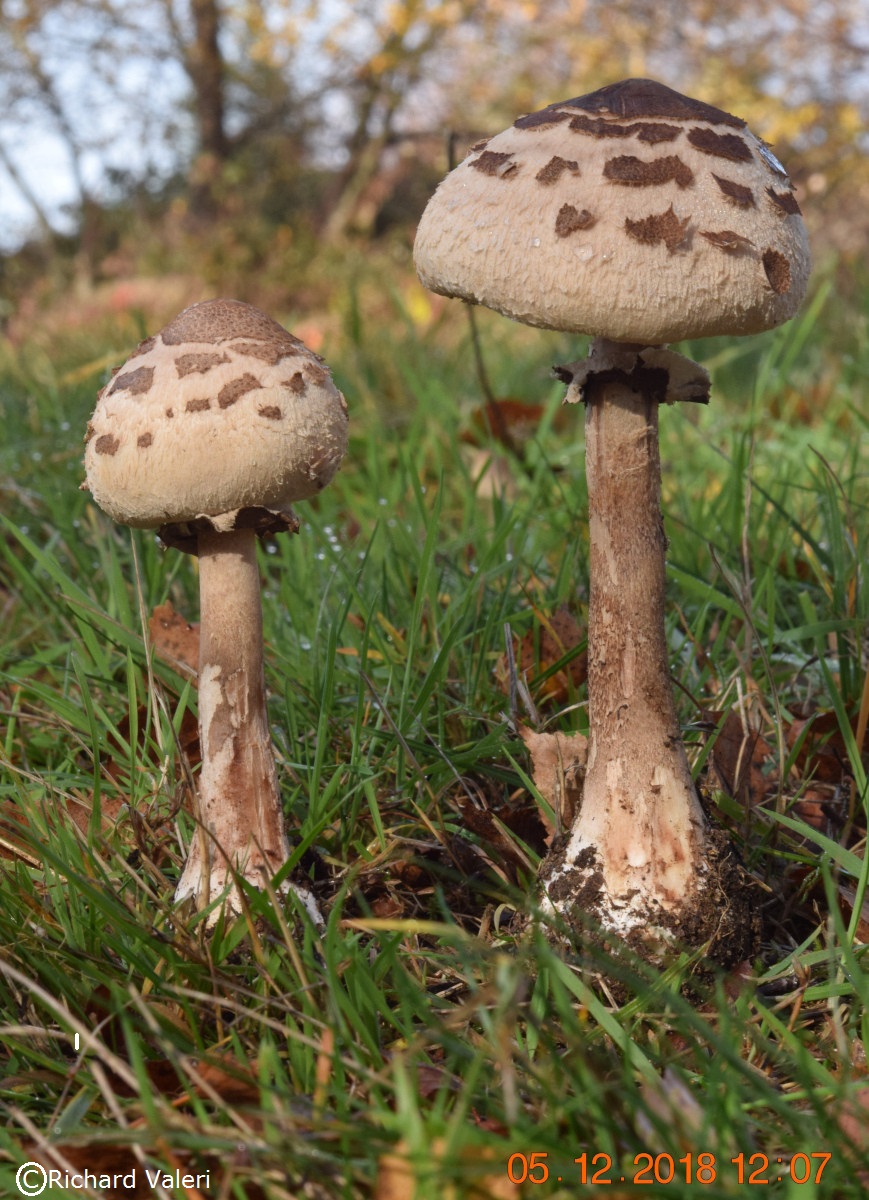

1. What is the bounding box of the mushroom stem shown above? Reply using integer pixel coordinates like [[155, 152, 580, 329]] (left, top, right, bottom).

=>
[[174, 525, 291, 911], [543, 339, 706, 935]]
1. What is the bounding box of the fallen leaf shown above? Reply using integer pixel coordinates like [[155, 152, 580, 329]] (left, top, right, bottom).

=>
[[518, 726, 587, 840], [839, 1084, 869, 1143], [0, 801, 47, 864], [790, 783, 845, 833], [703, 709, 771, 808], [370, 893, 407, 919], [498, 607, 587, 710], [786, 708, 854, 784], [467, 397, 546, 451], [24, 1143, 151, 1198], [148, 601, 199, 678], [65, 792, 129, 835], [190, 1051, 260, 1104], [520, 608, 587, 705]]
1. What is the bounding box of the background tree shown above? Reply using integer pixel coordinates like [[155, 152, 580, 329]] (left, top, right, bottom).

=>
[[0, 0, 865, 277]]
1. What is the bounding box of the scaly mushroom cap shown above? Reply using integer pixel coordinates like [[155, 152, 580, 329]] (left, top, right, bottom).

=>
[[84, 299, 348, 546], [414, 79, 811, 343]]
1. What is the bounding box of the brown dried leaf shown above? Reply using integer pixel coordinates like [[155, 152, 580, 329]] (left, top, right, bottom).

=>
[[523, 607, 588, 703], [0, 800, 43, 863], [703, 709, 772, 807], [790, 784, 843, 833], [519, 726, 587, 840], [24, 1144, 151, 1198], [148, 601, 199, 678], [837, 1086, 869, 1184], [65, 792, 129, 835], [0, 787, 131, 861], [370, 893, 407, 919], [499, 606, 588, 708], [786, 709, 852, 784], [465, 398, 546, 450], [192, 1051, 260, 1104]]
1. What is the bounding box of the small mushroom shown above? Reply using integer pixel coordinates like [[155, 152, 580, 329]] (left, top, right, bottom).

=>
[[414, 79, 811, 958], [84, 299, 349, 920]]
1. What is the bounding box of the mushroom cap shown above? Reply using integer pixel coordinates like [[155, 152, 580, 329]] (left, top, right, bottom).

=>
[[84, 299, 348, 538], [414, 79, 811, 343]]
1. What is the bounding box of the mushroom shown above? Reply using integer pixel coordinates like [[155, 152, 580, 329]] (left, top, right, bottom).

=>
[[84, 298, 349, 920], [414, 79, 810, 957]]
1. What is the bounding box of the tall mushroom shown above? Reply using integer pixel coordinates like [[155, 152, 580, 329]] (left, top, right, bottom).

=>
[[84, 299, 348, 919], [414, 79, 810, 957]]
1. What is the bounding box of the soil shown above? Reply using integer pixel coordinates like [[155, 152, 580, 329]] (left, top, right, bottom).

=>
[[539, 825, 762, 972]]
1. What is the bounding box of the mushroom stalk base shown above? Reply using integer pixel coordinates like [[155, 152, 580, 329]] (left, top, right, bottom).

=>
[[174, 527, 303, 919], [540, 342, 756, 957]]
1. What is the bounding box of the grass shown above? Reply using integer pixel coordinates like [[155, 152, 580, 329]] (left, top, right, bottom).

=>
[[0, 256, 867, 1198]]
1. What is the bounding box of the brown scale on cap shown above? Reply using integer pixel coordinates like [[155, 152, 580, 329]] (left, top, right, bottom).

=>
[[762, 248, 792, 293], [604, 154, 694, 188], [713, 174, 756, 208], [186, 397, 211, 413], [176, 352, 231, 377], [229, 339, 305, 364], [625, 205, 691, 253], [137, 432, 153, 448], [217, 373, 262, 409], [634, 122, 683, 145], [514, 108, 571, 130], [288, 372, 306, 394], [767, 188, 802, 216], [536, 155, 580, 184], [569, 115, 634, 137], [470, 150, 519, 178], [258, 405, 283, 420], [567, 115, 683, 145], [110, 366, 154, 396], [94, 434, 120, 456], [555, 204, 596, 238], [687, 127, 753, 163]]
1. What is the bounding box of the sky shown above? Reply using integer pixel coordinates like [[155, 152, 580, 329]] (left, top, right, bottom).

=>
[[0, 0, 374, 251]]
